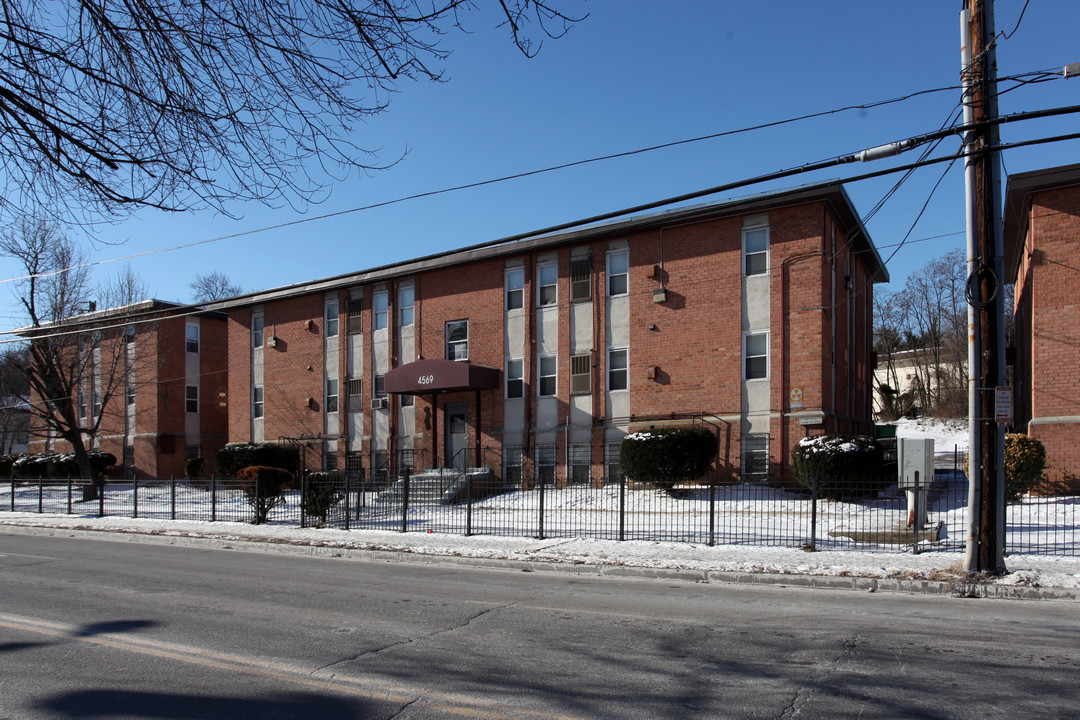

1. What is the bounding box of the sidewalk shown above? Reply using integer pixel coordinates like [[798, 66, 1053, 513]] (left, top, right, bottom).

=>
[[3, 511, 1079, 601]]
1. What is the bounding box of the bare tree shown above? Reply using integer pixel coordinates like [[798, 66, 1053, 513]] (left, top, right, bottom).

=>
[[0, 1, 584, 226], [190, 271, 243, 303], [1, 220, 153, 494]]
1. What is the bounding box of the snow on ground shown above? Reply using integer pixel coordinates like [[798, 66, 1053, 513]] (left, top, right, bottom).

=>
[[4, 419, 1078, 591]]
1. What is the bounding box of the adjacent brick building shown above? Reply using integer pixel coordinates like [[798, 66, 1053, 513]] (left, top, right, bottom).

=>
[[25, 301, 229, 478], [214, 180, 888, 485], [1004, 163, 1080, 492]]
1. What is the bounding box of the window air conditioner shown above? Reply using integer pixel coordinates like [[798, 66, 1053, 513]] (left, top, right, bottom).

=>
[[371, 397, 388, 410]]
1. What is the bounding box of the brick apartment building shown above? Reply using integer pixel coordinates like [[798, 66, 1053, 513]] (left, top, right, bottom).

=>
[[1004, 163, 1080, 492], [213, 180, 888, 485], [25, 301, 229, 478]]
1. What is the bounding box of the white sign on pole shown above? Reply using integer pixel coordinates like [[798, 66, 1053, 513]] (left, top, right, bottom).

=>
[[995, 386, 1013, 424]]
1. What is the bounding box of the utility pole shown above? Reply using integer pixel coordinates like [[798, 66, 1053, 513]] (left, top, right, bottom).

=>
[[961, 0, 1007, 574]]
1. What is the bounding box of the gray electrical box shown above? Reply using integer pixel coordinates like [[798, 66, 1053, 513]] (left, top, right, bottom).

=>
[[898, 438, 934, 489]]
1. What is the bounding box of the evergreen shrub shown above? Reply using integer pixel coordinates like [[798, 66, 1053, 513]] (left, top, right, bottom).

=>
[[301, 471, 345, 525], [236, 465, 293, 524], [619, 426, 717, 490], [790, 434, 885, 500], [216, 443, 299, 477]]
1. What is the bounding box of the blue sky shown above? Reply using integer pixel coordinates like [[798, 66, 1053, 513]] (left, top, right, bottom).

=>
[[2, 0, 1078, 326]]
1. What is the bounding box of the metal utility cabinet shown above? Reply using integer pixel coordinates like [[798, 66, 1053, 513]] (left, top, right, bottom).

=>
[[898, 438, 934, 528]]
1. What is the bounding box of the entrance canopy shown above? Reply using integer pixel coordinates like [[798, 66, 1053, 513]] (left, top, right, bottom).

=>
[[385, 358, 500, 395]]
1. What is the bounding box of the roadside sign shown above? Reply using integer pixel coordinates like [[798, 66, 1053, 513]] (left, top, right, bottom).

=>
[[995, 386, 1013, 424]]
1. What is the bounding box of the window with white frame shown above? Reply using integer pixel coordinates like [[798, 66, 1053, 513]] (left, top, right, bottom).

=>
[[605, 441, 623, 483], [744, 331, 769, 380], [506, 268, 524, 311], [77, 388, 87, 419], [446, 320, 468, 361], [253, 386, 264, 418], [92, 390, 101, 418], [252, 313, 264, 348], [503, 445, 523, 485], [538, 355, 557, 396], [126, 383, 135, 406], [185, 385, 198, 413], [325, 378, 338, 413], [399, 285, 414, 326], [325, 300, 339, 337], [373, 290, 388, 330], [607, 251, 628, 296], [186, 324, 199, 353], [506, 358, 524, 399], [324, 451, 338, 472], [538, 263, 557, 306], [374, 373, 386, 398], [743, 225, 769, 276], [608, 348, 628, 391]]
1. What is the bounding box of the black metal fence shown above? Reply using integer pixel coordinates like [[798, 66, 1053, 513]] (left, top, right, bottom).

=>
[[2, 450, 1077, 556]]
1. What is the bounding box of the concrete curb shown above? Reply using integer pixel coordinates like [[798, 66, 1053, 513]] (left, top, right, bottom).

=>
[[3, 522, 1077, 602]]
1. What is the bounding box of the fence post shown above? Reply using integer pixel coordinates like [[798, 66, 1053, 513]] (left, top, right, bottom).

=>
[[170, 477, 176, 520], [809, 473, 818, 552], [400, 475, 410, 533], [9, 476, 14, 512], [67, 476, 72, 514], [37, 476, 43, 513], [708, 474, 717, 547], [299, 474, 307, 529], [618, 474, 626, 542], [538, 472, 546, 541], [211, 476, 217, 522], [912, 469, 922, 555], [465, 473, 473, 537], [133, 475, 138, 519], [343, 476, 351, 531], [98, 477, 104, 518]]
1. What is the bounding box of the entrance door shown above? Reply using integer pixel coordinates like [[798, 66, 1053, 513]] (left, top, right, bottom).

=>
[[445, 403, 468, 469]]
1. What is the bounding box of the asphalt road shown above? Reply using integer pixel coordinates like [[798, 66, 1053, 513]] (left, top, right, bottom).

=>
[[1, 532, 1078, 719]]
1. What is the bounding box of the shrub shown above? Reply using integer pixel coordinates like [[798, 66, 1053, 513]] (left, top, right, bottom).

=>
[[1004, 433, 1046, 500], [184, 456, 205, 480], [0, 454, 16, 478], [619, 426, 717, 490], [236, 465, 293, 524], [301, 472, 345, 526], [216, 443, 299, 477], [11, 451, 116, 479], [790, 434, 885, 500]]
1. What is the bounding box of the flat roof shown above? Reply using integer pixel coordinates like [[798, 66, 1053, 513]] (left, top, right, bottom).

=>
[[205, 178, 887, 312], [1003, 163, 1080, 281]]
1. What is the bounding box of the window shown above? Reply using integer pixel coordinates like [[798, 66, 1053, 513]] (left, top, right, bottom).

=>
[[78, 388, 87, 419], [506, 268, 524, 310], [570, 443, 591, 485], [506, 358, 524, 399], [324, 452, 338, 472], [374, 373, 386, 398], [325, 300, 339, 337], [253, 386, 264, 418], [347, 297, 363, 334], [347, 378, 363, 411], [538, 355, 557, 396], [399, 286, 414, 326], [252, 313, 264, 348], [446, 320, 468, 361], [92, 390, 101, 418], [742, 434, 770, 482], [125, 325, 136, 343], [608, 348, 628, 391], [186, 324, 199, 353], [570, 258, 592, 301], [326, 378, 338, 413], [537, 444, 556, 485], [503, 445, 523, 485], [373, 450, 388, 483], [398, 449, 415, 474], [126, 383, 135, 406], [373, 290, 388, 330], [744, 332, 769, 380], [607, 251, 628, 296], [538, 263, 557, 306], [400, 393, 414, 407], [606, 442, 623, 483], [570, 354, 591, 395], [744, 226, 769, 276], [185, 385, 198, 414]]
